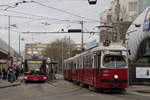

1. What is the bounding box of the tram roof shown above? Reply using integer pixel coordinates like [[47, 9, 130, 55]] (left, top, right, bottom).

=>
[[91, 43, 127, 52], [64, 43, 127, 62]]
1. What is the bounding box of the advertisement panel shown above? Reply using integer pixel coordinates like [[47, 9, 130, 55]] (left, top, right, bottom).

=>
[[136, 67, 150, 78], [143, 7, 150, 31]]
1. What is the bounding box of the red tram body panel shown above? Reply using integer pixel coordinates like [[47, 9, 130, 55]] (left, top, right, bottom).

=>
[[97, 68, 128, 88]]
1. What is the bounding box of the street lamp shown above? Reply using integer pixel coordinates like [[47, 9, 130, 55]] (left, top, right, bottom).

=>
[[88, 0, 97, 5], [19, 33, 24, 56], [8, 16, 10, 59]]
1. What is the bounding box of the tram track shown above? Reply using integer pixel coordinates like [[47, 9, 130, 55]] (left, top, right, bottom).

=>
[[47, 80, 83, 94]]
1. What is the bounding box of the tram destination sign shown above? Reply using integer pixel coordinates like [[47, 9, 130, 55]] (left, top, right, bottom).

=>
[[84, 40, 97, 51]]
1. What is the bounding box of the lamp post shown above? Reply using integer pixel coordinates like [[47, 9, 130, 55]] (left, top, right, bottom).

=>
[[19, 33, 21, 55], [61, 40, 64, 74], [19, 33, 24, 57], [8, 16, 10, 58], [116, 0, 120, 42], [80, 20, 84, 51]]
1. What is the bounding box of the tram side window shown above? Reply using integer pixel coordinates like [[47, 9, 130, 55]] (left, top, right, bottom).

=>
[[89, 56, 93, 68], [83, 56, 86, 68], [94, 56, 97, 68], [98, 55, 101, 68], [67, 63, 69, 69], [86, 56, 90, 68], [77, 58, 80, 69], [69, 62, 72, 69], [83, 55, 93, 68], [86, 56, 89, 68], [72, 61, 76, 69], [94, 55, 101, 68], [69, 62, 71, 69], [79, 57, 82, 68]]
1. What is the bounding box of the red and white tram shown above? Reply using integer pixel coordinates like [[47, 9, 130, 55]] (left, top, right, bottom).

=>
[[64, 43, 128, 90]]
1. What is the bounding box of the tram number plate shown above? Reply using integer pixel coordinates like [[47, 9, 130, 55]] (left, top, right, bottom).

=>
[[113, 85, 119, 88]]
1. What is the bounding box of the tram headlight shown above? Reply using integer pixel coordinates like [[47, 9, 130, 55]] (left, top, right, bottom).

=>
[[43, 77, 47, 80], [114, 75, 118, 79], [24, 76, 28, 80]]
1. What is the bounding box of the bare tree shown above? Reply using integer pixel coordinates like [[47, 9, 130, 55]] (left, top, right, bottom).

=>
[[44, 37, 81, 73]]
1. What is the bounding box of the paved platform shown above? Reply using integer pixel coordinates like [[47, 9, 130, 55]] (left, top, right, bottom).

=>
[[0, 77, 22, 88], [127, 85, 150, 96]]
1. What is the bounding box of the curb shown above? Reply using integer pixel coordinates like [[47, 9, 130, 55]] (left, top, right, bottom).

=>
[[0, 80, 22, 89], [0, 83, 21, 89]]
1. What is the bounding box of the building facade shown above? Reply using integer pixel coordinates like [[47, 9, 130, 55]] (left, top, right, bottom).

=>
[[100, 0, 139, 42], [24, 42, 49, 58], [100, 0, 139, 25]]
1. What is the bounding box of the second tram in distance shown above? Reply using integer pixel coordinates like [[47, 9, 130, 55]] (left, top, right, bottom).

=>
[[64, 43, 128, 91], [24, 56, 47, 82]]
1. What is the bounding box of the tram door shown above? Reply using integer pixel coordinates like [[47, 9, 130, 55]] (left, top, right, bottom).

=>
[[93, 54, 101, 87]]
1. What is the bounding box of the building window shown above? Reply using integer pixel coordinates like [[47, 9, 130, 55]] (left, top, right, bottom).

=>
[[107, 15, 112, 23], [128, 2, 137, 12]]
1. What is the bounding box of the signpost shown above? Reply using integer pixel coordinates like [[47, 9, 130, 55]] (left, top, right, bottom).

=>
[[136, 67, 150, 78]]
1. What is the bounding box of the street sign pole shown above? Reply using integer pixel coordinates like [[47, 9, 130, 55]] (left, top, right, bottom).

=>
[[80, 20, 84, 51], [116, 0, 120, 42], [19, 33, 21, 55], [8, 16, 10, 58]]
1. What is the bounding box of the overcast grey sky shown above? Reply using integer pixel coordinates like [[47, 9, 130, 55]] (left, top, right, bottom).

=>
[[0, 0, 112, 52]]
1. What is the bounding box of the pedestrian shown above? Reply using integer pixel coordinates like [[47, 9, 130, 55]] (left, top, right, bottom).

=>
[[0, 69, 2, 79], [2, 68, 6, 79], [21, 68, 24, 76]]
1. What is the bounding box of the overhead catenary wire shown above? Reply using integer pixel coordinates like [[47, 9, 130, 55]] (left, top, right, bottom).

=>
[[32, 1, 99, 22], [0, 9, 93, 24], [1, 0, 99, 23], [0, 13, 48, 21], [0, 0, 100, 23], [0, 9, 61, 21], [0, 0, 100, 35], [22, 31, 100, 34]]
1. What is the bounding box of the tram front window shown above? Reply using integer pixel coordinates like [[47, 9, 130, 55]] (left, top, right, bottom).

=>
[[103, 55, 127, 68], [28, 63, 41, 71], [27, 61, 43, 74]]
